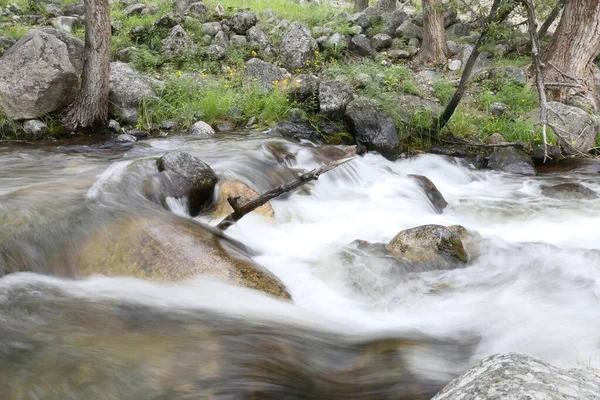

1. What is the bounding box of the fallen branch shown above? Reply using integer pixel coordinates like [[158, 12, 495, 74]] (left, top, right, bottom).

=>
[[216, 155, 356, 230], [442, 138, 531, 151], [544, 82, 584, 88]]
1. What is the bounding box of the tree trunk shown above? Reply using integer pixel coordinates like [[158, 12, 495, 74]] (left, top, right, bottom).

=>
[[540, 0, 600, 110], [419, 0, 449, 65], [354, 0, 369, 12], [537, 0, 565, 41], [377, 0, 396, 12], [63, 0, 111, 130]]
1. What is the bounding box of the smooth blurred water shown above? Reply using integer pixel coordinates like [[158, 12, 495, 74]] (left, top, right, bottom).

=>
[[1, 134, 599, 399]]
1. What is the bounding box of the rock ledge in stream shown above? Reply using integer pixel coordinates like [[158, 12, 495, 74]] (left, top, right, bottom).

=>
[[541, 183, 599, 200], [432, 352, 600, 400], [409, 175, 448, 213], [156, 151, 218, 216], [387, 224, 467, 263], [487, 147, 536, 176]]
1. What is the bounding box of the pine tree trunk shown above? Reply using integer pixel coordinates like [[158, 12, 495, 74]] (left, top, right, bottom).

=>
[[354, 0, 369, 12], [377, 0, 396, 12], [63, 0, 111, 130], [540, 0, 600, 109], [419, 0, 449, 65]]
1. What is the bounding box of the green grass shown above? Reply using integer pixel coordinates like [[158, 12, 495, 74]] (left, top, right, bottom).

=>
[[433, 80, 455, 106]]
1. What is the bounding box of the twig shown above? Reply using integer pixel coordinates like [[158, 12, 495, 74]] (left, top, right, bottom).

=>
[[544, 82, 584, 88], [216, 155, 356, 230]]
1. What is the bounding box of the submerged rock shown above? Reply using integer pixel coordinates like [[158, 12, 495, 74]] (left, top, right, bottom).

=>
[[409, 175, 448, 214], [387, 224, 467, 263], [432, 353, 600, 400], [487, 147, 536, 176], [156, 151, 218, 216], [212, 180, 274, 218], [541, 183, 599, 200], [75, 214, 290, 300]]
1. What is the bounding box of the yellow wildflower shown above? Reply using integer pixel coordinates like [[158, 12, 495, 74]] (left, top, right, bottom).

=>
[[251, 50, 257, 56], [176, 70, 183, 77]]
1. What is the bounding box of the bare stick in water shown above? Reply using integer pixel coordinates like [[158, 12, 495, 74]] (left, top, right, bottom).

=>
[[216, 156, 356, 231]]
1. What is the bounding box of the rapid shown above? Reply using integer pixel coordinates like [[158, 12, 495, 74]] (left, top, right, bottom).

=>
[[1, 133, 599, 399]]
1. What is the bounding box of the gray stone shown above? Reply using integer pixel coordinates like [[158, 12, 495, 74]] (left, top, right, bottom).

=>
[[205, 44, 226, 59], [109, 62, 156, 125], [215, 122, 234, 132], [184, 1, 210, 20], [0, 30, 78, 120], [319, 81, 354, 119], [446, 40, 458, 55], [289, 74, 320, 108], [247, 26, 268, 49], [532, 143, 561, 162], [213, 31, 229, 48], [162, 25, 195, 57], [409, 175, 448, 214], [542, 183, 599, 200], [156, 151, 218, 216], [432, 353, 600, 400], [7, 3, 23, 14], [458, 44, 492, 72], [349, 34, 374, 56], [160, 120, 175, 130], [385, 9, 408, 36], [447, 59, 462, 71], [387, 224, 467, 264], [371, 33, 392, 51], [116, 133, 137, 143], [188, 120, 214, 136], [0, 36, 16, 57], [532, 101, 600, 155], [394, 95, 443, 129], [202, 22, 222, 37], [484, 132, 505, 145], [22, 119, 47, 136], [243, 58, 288, 91], [353, 73, 373, 89], [408, 37, 420, 48], [347, 25, 363, 36], [501, 66, 528, 86], [388, 49, 410, 60], [123, 3, 146, 15], [108, 119, 121, 133], [487, 147, 536, 176], [446, 22, 472, 37], [395, 20, 423, 40], [345, 99, 398, 160], [230, 35, 247, 46], [50, 16, 80, 33], [230, 10, 258, 34], [349, 12, 370, 29], [115, 46, 137, 62], [38, 27, 85, 75], [489, 102, 509, 117], [325, 33, 348, 49], [270, 119, 322, 144], [280, 21, 318, 70], [153, 12, 180, 29]]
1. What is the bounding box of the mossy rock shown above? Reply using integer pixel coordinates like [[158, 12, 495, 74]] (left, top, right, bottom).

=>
[[75, 213, 290, 300], [386, 224, 468, 264]]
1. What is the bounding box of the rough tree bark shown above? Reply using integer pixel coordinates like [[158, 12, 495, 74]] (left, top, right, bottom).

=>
[[377, 0, 396, 12], [540, 0, 600, 110], [63, 0, 111, 130], [354, 0, 369, 12], [436, 0, 515, 133], [419, 0, 449, 65], [537, 0, 565, 41]]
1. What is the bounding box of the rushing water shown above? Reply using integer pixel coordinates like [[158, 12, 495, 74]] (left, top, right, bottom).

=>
[[1, 133, 600, 399]]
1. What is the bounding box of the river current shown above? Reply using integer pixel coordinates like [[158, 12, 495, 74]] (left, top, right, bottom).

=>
[[1, 133, 599, 399]]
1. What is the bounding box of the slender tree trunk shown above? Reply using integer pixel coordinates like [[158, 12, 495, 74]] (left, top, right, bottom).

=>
[[436, 0, 514, 133], [63, 0, 111, 130], [537, 0, 565, 41], [419, 0, 449, 65], [354, 0, 369, 12], [377, 0, 396, 12], [540, 0, 600, 110]]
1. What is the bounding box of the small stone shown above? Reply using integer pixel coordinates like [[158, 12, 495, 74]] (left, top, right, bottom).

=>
[[447, 59, 462, 71], [123, 3, 146, 15], [487, 147, 536, 176], [387, 224, 467, 264], [353, 73, 373, 89], [160, 121, 176, 130], [388, 49, 410, 60], [489, 102, 509, 117], [202, 22, 223, 37], [484, 132, 505, 145], [108, 119, 120, 133], [116, 133, 137, 143], [189, 120, 214, 136], [319, 81, 354, 119], [371, 33, 392, 51], [22, 120, 47, 137], [215, 122, 234, 132], [230, 10, 258, 34], [185, 2, 210, 20], [205, 44, 226, 59], [349, 34, 374, 56], [115, 46, 137, 62]]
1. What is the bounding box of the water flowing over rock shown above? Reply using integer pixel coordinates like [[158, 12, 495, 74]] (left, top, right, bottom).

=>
[[345, 99, 399, 160], [280, 21, 318, 70], [409, 175, 448, 214], [0, 30, 78, 120], [432, 353, 600, 400], [541, 183, 599, 200], [243, 58, 288, 91], [156, 151, 218, 216], [109, 62, 157, 125], [487, 147, 536, 176], [387, 225, 468, 264]]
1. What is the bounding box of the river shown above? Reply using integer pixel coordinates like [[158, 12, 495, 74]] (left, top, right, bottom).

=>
[[1, 133, 599, 399]]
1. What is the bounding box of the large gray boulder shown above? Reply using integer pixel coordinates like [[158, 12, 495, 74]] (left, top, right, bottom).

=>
[[247, 26, 268, 49], [38, 27, 84, 74], [280, 21, 318, 70], [387, 224, 468, 264], [0, 30, 78, 120], [349, 34, 375, 56], [487, 147, 536, 176], [183, 1, 210, 20], [318, 81, 353, 119], [156, 151, 218, 216], [384, 9, 408, 36], [162, 25, 196, 57], [230, 10, 258, 34], [243, 58, 288, 91], [433, 353, 600, 400], [345, 99, 399, 160], [545, 101, 599, 155], [109, 62, 156, 125]]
